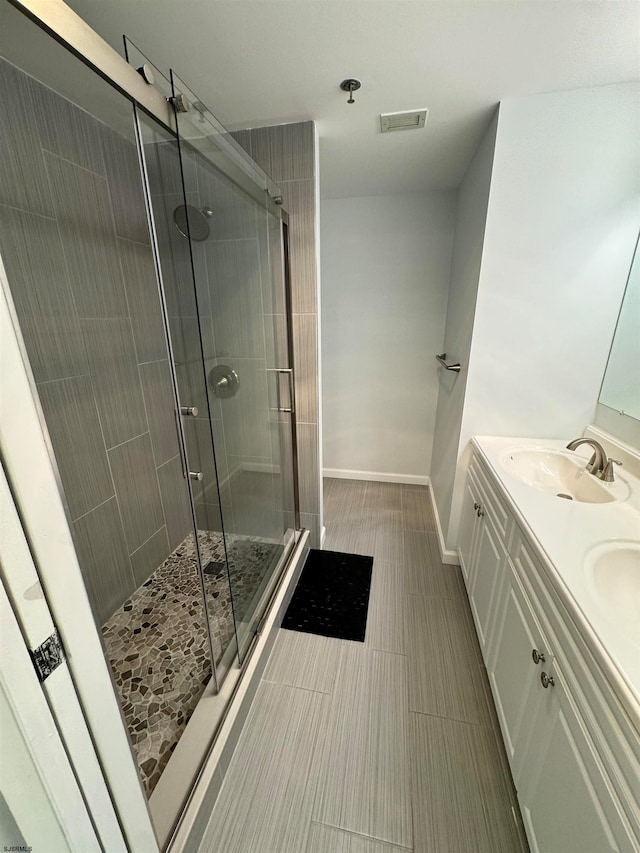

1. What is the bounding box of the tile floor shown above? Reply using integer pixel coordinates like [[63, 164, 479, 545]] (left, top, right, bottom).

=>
[[199, 479, 529, 852]]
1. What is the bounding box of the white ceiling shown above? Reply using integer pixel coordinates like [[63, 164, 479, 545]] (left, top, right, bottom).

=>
[[66, 1, 640, 198]]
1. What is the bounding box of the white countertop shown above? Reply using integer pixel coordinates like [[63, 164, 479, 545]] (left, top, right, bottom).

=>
[[472, 435, 640, 714]]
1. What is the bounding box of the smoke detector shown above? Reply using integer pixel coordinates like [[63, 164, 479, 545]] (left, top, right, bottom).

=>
[[380, 109, 428, 133]]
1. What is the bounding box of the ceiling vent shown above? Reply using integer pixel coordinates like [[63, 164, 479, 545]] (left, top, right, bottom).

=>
[[380, 109, 428, 133]]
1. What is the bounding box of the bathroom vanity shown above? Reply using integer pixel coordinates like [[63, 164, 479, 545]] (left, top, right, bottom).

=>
[[459, 435, 640, 853]]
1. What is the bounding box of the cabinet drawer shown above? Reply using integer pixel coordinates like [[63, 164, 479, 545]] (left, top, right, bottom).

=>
[[474, 456, 513, 543]]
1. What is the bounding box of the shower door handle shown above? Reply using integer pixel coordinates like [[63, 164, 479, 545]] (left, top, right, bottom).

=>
[[267, 368, 295, 414]]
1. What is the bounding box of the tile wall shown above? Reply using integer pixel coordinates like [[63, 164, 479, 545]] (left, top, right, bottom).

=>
[[0, 57, 191, 625]]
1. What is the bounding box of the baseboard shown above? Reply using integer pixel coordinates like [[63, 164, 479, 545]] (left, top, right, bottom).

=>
[[428, 484, 460, 566], [323, 468, 429, 486]]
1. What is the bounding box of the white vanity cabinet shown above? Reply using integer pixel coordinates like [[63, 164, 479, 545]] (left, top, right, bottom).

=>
[[459, 449, 640, 853]]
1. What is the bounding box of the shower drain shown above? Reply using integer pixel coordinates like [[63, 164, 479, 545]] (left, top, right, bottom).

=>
[[203, 560, 227, 577]]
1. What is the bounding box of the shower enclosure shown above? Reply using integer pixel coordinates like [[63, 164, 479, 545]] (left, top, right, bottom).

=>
[[0, 5, 299, 844]]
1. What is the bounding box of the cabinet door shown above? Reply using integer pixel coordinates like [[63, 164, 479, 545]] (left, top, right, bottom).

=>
[[458, 471, 480, 587], [469, 515, 506, 658], [519, 665, 635, 853], [488, 564, 548, 785]]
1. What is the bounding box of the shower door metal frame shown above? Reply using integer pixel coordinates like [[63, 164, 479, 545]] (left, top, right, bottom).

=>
[[7, 1, 284, 221], [281, 211, 302, 534], [7, 0, 173, 126]]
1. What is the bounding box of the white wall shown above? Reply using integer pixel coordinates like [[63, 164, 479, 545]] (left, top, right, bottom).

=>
[[431, 114, 498, 546], [443, 82, 640, 549], [321, 192, 456, 480]]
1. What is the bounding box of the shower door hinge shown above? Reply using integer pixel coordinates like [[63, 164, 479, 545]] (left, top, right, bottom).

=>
[[167, 93, 191, 113], [30, 630, 65, 683]]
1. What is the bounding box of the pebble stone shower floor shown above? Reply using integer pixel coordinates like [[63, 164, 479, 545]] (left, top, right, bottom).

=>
[[102, 530, 281, 795]]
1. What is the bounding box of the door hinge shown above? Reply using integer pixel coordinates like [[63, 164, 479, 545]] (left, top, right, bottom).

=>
[[30, 631, 65, 683]]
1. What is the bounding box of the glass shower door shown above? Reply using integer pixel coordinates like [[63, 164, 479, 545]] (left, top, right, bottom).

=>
[[148, 72, 299, 665], [138, 114, 240, 682], [174, 91, 298, 663], [213, 195, 299, 660]]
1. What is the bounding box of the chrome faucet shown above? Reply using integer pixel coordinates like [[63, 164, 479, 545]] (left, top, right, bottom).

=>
[[566, 438, 605, 475], [566, 438, 622, 482]]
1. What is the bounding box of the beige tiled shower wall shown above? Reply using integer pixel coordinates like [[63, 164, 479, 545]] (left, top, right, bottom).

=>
[[232, 122, 323, 547]]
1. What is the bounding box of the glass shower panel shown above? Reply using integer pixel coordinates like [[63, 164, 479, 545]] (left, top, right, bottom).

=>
[[139, 114, 240, 680], [0, 17, 217, 808], [169, 71, 299, 661]]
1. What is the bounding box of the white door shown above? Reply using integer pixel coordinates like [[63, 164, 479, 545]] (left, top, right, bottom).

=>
[[0, 579, 99, 851], [0, 280, 156, 851]]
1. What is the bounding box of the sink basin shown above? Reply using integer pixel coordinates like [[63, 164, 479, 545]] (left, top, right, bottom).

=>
[[499, 447, 626, 503], [585, 541, 640, 651]]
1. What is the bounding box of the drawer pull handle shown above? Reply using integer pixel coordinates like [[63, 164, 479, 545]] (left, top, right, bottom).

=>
[[532, 649, 546, 665], [540, 671, 555, 689]]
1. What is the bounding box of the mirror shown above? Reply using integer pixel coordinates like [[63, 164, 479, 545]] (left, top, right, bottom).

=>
[[596, 233, 640, 446]]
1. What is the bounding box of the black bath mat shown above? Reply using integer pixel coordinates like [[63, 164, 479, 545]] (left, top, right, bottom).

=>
[[281, 549, 373, 641]]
